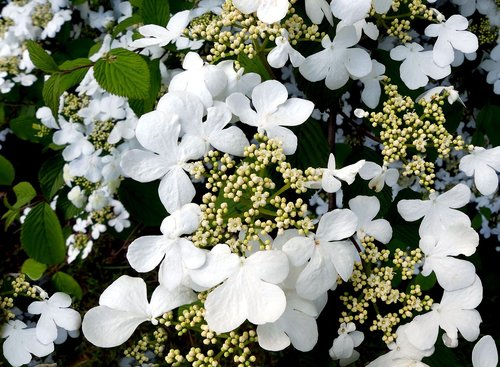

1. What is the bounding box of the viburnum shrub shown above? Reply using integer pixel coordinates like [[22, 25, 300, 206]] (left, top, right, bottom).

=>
[[0, 0, 499, 366]]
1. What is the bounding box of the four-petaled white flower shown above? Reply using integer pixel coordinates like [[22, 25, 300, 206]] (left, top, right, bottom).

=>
[[404, 275, 483, 350], [126, 203, 206, 289], [226, 80, 314, 155], [82, 275, 196, 347], [459, 146, 500, 196], [308, 153, 366, 193], [267, 30, 305, 68], [120, 109, 206, 213], [390, 43, 451, 90], [425, 15, 478, 67], [348, 195, 392, 244], [232, 0, 289, 24], [397, 183, 471, 236], [1, 320, 54, 367], [359, 161, 399, 192], [472, 335, 498, 367], [329, 322, 364, 366], [27, 292, 81, 345], [256, 290, 322, 352], [282, 209, 358, 300], [189, 244, 289, 333], [299, 27, 372, 90], [419, 223, 479, 291]]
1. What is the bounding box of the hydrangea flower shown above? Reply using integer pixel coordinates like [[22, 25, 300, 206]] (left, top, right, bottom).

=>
[[82, 275, 196, 347], [459, 146, 500, 196], [226, 80, 314, 155]]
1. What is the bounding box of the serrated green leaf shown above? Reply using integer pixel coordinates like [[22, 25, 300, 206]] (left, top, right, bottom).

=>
[[118, 178, 168, 226], [141, 0, 170, 26], [21, 258, 47, 280], [39, 154, 65, 200], [59, 58, 93, 71], [93, 48, 150, 99], [128, 59, 162, 115], [51, 271, 82, 300], [9, 115, 46, 143], [26, 40, 59, 74], [112, 14, 143, 37], [0, 155, 15, 185], [43, 67, 90, 116], [21, 202, 66, 265]]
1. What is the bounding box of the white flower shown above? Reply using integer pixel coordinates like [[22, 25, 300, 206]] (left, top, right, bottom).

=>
[[348, 195, 392, 244], [299, 27, 372, 90], [367, 323, 434, 367], [82, 275, 196, 347], [472, 335, 498, 367], [156, 91, 249, 156], [282, 209, 358, 300], [213, 60, 261, 100], [359, 161, 399, 192], [27, 292, 81, 345], [232, 0, 289, 24], [1, 320, 54, 367], [267, 30, 305, 68], [120, 109, 205, 213], [358, 60, 386, 108], [168, 52, 227, 107], [404, 275, 483, 350], [390, 43, 451, 90], [129, 11, 197, 50], [126, 204, 205, 289], [419, 223, 478, 291], [459, 146, 500, 196], [67, 186, 87, 208], [425, 15, 478, 67], [308, 153, 365, 193], [481, 44, 500, 94], [256, 290, 321, 352], [416, 85, 465, 106], [329, 322, 364, 366], [226, 80, 314, 155], [190, 244, 289, 333], [397, 183, 471, 236], [304, 0, 333, 25]]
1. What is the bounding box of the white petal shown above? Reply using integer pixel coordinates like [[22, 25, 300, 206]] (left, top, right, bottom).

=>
[[252, 80, 288, 115], [296, 249, 337, 300], [209, 126, 249, 156], [135, 111, 180, 155], [256, 0, 288, 24], [331, 334, 355, 359], [397, 199, 432, 222], [359, 161, 382, 179], [474, 166, 499, 196], [82, 306, 146, 347], [363, 219, 393, 244], [149, 284, 196, 317], [344, 48, 372, 78], [98, 275, 149, 314], [426, 256, 476, 291], [246, 250, 289, 284], [120, 149, 171, 182], [188, 244, 240, 288], [404, 311, 440, 350], [334, 160, 366, 184], [265, 125, 298, 155], [271, 98, 315, 127], [472, 335, 498, 367], [348, 195, 379, 224], [158, 167, 196, 213], [226, 93, 258, 126], [316, 209, 358, 242], [257, 323, 290, 351], [326, 241, 357, 282], [282, 236, 315, 266], [440, 275, 483, 310], [436, 183, 471, 208], [322, 172, 342, 193], [127, 235, 168, 273]]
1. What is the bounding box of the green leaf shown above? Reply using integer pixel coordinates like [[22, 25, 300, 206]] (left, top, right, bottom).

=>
[[93, 48, 150, 99], [21, 258, 47, 281], [414, 271, 436, 291], [7, 181, 37, 210], [141, 0, 170, 26], [51, 271, 82, 300], [39, 154, 65, 200], [289, 119, 329, 170], [118, 179, 168, 226], [26, 40, 59, 74], [112, 14, 143, 37], [476, 104, 500, 146], [21, 202, 66, 265], [0, 155, 15, 185], [58, 58, 93, 71], [10, 115, 47, 143], [43, 67, 90, 116], [237, 52, 274, 81], [128, 59, 162, 115]]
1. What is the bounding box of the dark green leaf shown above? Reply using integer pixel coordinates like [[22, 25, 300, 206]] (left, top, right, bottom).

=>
[[118, 178, 168, 226], [93, 48, 150, 99], [10, 115, 46, 143], [128, 59, 162, 115], [21, 258, 47, 280], [59, 58, 93, 71], [0, 155, 15, 185], [237, 52, 274, 81], [26, 40, 59, 74], [52, 271, 82, 300], [141, 0, 170, 26], [39, 154, 65, 200], [414, 271, 436, 291], [476, 104, 500, 146], [289, 119, 329, 170], [21, 202, 66, 265], [6, 181, 37, 210]]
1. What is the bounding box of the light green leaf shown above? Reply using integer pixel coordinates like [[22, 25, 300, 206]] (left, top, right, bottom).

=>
[[9, 115, 46, 143], [141, 0, 170, 26], [93, 48, 150, 99], [9, 181, 37, 210], [21, 258, 47, 280], [0, 155, 15, 185], [39, 154, 65, 200], [21, 202, 66, 265], [51, 271, 82, 300], [26, 40, 59, 74]]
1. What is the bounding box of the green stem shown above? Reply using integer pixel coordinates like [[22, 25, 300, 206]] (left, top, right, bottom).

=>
[[273, 183, 291, 198]]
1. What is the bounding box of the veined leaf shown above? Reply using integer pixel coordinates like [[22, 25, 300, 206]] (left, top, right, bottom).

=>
[[39, 154, 65, 200], [21, 258, 47, 281], [0, 155, 15, 185], [43, 67, 90, 116], [141, 0, 170, 26], [26, 40, 59, 74], [93, 48, 150, 99], [52, 271, 82, 300], [21, 202, 66, 265]]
